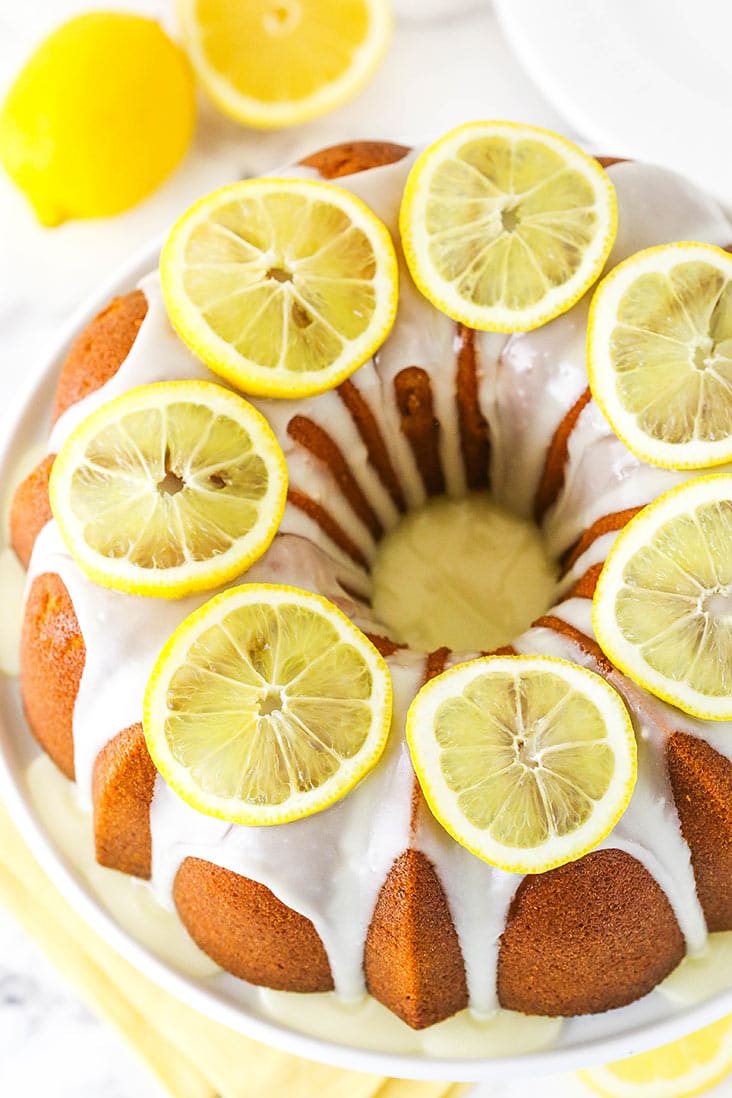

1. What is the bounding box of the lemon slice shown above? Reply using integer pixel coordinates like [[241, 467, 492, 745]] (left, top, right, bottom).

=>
[[161, 178, 399, 398], [588, 243, 732, 470], [49, 380, 288, 598], [580, 1014, 732, 1098], [406, 654, 635, 874], [178, 0, 391, 129], [143, 583, 392, 824], [594, 474, 732, 720], [399, 120, 617, 332]]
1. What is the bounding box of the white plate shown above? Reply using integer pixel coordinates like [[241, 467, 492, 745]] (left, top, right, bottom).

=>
[[2, 245, 732, 1082], [495, 0, 732, 205]]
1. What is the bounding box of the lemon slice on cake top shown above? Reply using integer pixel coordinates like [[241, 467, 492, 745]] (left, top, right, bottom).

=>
[[49, 380, 287, 598], [406, 654, 636, 874], [399, 120, 617, 332], [161, 178, 399, 399], [144, 584, 392, 824], [588, 242, 732, 470], [593, 474, 732, 720]]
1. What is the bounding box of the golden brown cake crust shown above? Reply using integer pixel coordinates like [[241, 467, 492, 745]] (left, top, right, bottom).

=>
[[52, 289, 148, 423], [9, 454, 55, 568], [21, 573, 84, 780], [338, 379, 407, 512], [92, 723, 157, 879], [394, 367, 445, 496], [667, 732, 732, 932], [287, 415, 383, 539], [497, 849, 685, 1015], [561, 507, 643, 574], [456, 325, 490, 491], [534, 388, 592, 522], [299, 140, 410, 180], [173, 858, 334, 992], [364, 849, 468, 1028]]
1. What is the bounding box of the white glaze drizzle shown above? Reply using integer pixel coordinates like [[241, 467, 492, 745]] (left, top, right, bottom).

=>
[[23, 149, 732, 1018]]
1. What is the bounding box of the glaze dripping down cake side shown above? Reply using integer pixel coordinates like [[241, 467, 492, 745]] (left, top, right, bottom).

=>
[[11, 140, 732, 1029]]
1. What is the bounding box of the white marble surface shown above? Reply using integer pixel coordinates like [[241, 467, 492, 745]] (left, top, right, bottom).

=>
[[0, 2, 727, 1096]]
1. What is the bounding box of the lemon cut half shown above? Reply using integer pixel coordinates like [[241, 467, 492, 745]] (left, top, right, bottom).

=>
[[161, 178, 399, 398], [593, 474, 732, 720], [580, 1013, 732, 1098], [178, 0, 392, 129], [49, 380, 287, 598], [399, 120, 617, 332], [406, 654, 636, 874], [144, 584, 392, 824], [588, 242, 732, 470]]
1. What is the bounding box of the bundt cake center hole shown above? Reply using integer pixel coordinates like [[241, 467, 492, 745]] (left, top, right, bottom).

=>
[[259, 688, 284, 717], [267, 266, 293, 284], [371, 492, 558, 653]]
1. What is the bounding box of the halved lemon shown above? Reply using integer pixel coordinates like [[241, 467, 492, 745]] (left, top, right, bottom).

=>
[[580, 1014, 732, 1098], [178, 0, 392, 129], [399, 120, 617, 332], [143, 583, 392, 824], [49, 380, 287, 598], [406, 654, 636, 874], [593, 474, 732, 720], [161, 178, 399, 398], [588, 243, 732, 470]]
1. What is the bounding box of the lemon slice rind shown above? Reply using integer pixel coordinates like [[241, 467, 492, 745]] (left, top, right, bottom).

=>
[[406, 654, 636, 875], [160, 178, 399, 399], [177, 0, 392, 130], [399, 120, 618, 333], [580, 1014, 732, 1098], [143, 583, 393, 825], [588, 242, 732, 471], [593, 474, 732, 721], [49, 380, 288, 599]]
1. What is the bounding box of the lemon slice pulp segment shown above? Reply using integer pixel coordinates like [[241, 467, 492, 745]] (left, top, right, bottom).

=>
[[588, 242, 732, 470], [49, 380, 288, 598], [406, 654, 636, 874], [399, 120, 618, 332], [178, 0, 392, 129], [161, 179, 399, 399], [594, 474, 732, 720], [144, 584, 392, 824], [580, 1013, 732, 1098]]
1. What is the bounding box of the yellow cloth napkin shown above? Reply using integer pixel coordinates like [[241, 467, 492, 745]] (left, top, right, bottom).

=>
[[0, 795, 469, 1098]]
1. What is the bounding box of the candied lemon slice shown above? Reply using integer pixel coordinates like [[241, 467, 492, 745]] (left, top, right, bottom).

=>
[[406, 654, 635, 874], [143, 583, 392, 824], [178, 0, 392, 129], [588, 242, 732, 470], [594, 474, 732, 719], [399, 120, 617, 332], [160, 178, 399, 398], [580, 1014, 732, 1098], [49, 380, 287, 598]]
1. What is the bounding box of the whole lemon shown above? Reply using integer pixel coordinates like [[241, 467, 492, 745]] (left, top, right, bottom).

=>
[[0, 13, 196, 226]]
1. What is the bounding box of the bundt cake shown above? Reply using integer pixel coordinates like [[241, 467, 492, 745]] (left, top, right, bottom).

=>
[[10, 138, 732, 1032]]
